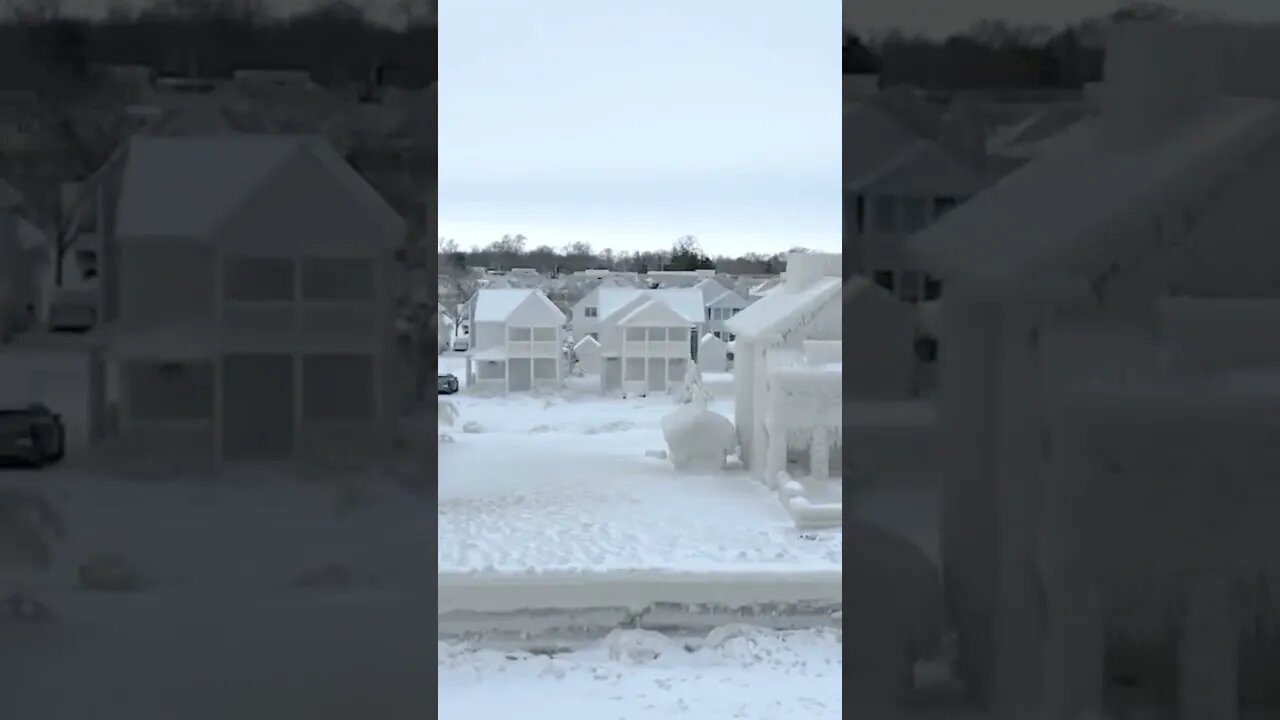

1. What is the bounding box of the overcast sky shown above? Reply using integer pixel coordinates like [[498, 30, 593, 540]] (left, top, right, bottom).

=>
[[438, 1, 841, 257]]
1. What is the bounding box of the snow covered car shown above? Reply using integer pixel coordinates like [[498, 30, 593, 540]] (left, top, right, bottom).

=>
[[0, 404, 66, 467], [438, 373, 459, 395]]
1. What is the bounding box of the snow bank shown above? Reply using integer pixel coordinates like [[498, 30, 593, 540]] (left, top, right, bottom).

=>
[[439, 626, 841, 720]]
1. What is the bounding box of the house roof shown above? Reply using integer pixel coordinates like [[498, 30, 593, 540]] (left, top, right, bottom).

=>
[[573, 334, 600, 350], [725, 276, 843, 341], [907, 97, 1280, 282], [597, 287, 704, 324], [473, 288, 564, 324], [115, 134, 403, 243], [614, 297, 692, 327], [708, 288, 749, 308]]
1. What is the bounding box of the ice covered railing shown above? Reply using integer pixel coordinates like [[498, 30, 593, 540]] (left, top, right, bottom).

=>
[[1041, 372, 1280, 719]]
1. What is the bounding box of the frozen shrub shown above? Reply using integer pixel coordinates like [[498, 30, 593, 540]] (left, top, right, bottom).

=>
[[661, 404, 737, 472]]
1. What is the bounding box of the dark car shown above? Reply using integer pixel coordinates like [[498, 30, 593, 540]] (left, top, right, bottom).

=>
[[0, 404, 66, 468], [437, 373, 460, 395]]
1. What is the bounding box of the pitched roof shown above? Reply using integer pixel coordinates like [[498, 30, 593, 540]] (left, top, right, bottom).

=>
[[614, 297, 692, 327], [115, 134, 403, 243], [573, 334, 600, 350], [473, 288, 564, 324], [597, 287, 704, 324], [908, 97, 1280, 281], [725, 276, 843, 341]]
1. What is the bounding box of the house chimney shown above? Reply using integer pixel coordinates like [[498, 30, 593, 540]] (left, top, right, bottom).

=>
[[1097, 21, 1225, 146]]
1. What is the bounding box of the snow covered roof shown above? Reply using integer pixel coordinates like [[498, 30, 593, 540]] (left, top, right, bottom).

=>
[[725, 276, 842, 342], [908, 97, 1280, 282], [473, 288, 564, 324], [597, 287, 704, 324], [573, 334, 600, 351], [115, 134, 403, 244], [614, 297, 691, 327]]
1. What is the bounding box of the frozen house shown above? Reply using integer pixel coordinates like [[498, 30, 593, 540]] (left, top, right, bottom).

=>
[[573, 334, 601, 375], [697, 332, 728, 373], [90, 135, 406, 464], [596, 295, 698, 396], [725, 252, 842, 485], [704, 286, 750, 341], [570, 285, 703, 345], [908, 21, 1280, 719], [465, 288, 566, 393]]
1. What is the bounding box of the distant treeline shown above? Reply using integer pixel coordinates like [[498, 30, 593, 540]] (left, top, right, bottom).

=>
[[0, 0, 435, 89], [847, 1, 1204, 91], [439, 235, 802, 277]]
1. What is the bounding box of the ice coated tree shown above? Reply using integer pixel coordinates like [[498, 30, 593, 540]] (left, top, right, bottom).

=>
[[676, 360, 713, 408]]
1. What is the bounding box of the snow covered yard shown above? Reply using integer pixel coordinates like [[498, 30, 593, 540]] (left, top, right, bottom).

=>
[[437, 356, 842, 576], [439, 627, 843, 720]]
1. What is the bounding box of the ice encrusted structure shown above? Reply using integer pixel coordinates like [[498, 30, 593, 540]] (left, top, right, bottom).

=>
[[661, 378, 736, 472]]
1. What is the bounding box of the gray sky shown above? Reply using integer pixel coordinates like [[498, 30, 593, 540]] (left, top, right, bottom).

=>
[[438, 1, 841, 257], [846, 0, 1280, 37]]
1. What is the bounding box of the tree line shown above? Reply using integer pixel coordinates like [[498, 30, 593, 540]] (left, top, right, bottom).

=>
[[438, 235, 807, 277], [0, 0, 435, 91], [847, 1, 1205, 91]]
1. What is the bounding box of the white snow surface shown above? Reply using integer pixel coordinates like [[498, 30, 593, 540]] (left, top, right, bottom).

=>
[[438, 627, 842, 720], [437, 356, 841, 575]]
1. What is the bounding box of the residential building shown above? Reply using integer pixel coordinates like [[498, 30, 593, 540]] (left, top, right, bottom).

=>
[[907, 21, 1280, 715], [725, 252, 842, 485], [596, 295, 696, 396], [87, 134, 405, 465], [464, 288, 565, 393], [704, 287, 750, 341], [570, 286, 704, 345]]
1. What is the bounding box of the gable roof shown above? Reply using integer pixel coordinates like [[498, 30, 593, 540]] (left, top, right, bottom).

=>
[[573, 334, 600, 351], [708, 288, 749, 308], [908, 97, 1280, 282], [114, 134, 403, 243], [725, 276, 843, 341], [614, 297, 692, 327], [597, 287, 704, 324], [474, 288, 564, 324]]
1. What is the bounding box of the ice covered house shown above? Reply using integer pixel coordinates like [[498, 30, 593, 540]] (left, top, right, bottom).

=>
[[725, 252, 842, 485], [572, 334, 601, 375], [570, 285, 703, 346], [594, 290, 704, 396], [703, 286, 751, 341], [908, 21, 1280, 720], [464, 288, 566, 393], [74, 134, 406, 465], [845, 86, 1024, 304]]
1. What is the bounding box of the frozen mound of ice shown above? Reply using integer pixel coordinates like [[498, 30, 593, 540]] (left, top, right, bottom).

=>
[[660, 404, 737, 472]]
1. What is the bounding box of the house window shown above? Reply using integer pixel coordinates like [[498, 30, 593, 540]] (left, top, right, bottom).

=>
[[625, 327, 645, 342], [671, 327, 689, 342], [872, 269, 895, 292], [901, 196, 929, 233], [584, 306, 598, 318], [532, 327, 555, 341], [300, 256, 375, 302], [933, 196, 959, 218], [624, 357, 645, 381], [223, 256, 294, 301], [924, 274, 942, 301], [871, 195, 898, 234], [533, 358, 557, 379], [508, 326, 531, 341], [645, 327, 663, 342]]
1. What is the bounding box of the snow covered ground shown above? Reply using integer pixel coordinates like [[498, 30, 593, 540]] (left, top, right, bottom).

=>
[[437, 354, 842, 577], [439, 626, 843, 720]]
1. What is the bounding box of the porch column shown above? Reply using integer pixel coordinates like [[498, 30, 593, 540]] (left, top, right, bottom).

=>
[[810, 425, 830, 481], [765, 416, 785, 487]]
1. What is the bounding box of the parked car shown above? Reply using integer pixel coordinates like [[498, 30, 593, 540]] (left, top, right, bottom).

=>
[[452, 334, 470, 351], [438, 373, 460, 395], [0, 404, 66, 467]]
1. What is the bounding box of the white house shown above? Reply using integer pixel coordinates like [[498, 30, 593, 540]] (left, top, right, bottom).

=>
[[465, 288, 566, 393], [596, 295, 696, 396], [697, 332, 728, 373], [573, 334, 601, 375], [570, 286, 703, 345], [907, 21, 1280, 719], [705, 287, 750, 341], [725, 252, 842, 485], [89, 134, 406, 465]]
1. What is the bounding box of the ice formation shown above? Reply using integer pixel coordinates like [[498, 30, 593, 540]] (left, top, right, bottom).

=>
[[660, 404, 737, 473]]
